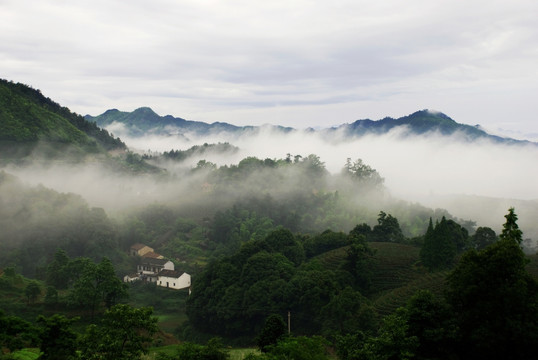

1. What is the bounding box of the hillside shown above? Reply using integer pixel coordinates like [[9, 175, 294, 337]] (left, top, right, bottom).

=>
[[87, 107, 248, 137], [86, 107, 291, 137], [0, 79, 125, 160], [86, 106, 534, 146], [332, 109, 534, 144]]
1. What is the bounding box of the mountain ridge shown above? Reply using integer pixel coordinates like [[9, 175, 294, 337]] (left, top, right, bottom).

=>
[[0, 79, 126, 160], [87, 106, 535, 145]]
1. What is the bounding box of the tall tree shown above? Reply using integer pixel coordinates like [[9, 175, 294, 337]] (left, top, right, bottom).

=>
[[420, 217, 457, 270], [46, 249, 71, 289], [80, 304, 158, 360], [257, 314, 288, 352], [36, 314, 79, 360], [446, 210, 538, 359], [371, 211, 405, 243], [25, 280, 41, 305], [68, 257, 128, 318], [500, 207, 523, 244], [472, 226, 497, 250], [343, 233, 376, 291]]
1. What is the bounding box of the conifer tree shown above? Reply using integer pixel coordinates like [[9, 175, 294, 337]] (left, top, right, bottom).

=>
[[500, 207, 523, 244]]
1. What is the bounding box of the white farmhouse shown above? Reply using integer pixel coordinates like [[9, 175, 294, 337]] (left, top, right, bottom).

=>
[[137, 258, 174, 275], [157, 270, 191, 290]]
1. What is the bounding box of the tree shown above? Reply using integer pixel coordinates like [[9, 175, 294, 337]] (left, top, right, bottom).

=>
[[257, 314, 287, 352], [173, 338, 229, 360], [44, 286, 59, 307], [500, 207, 523, 244], [471, 226, 497, 250], [0, 311, 37, 352], [79, 304, 158, 360], [25, 280, 41, 304], [371, 211, 405, 243], [262, 336, 330, 360], [360, 308, 418, 360], [420, 217, 457, 270], [344, 233, 375, 291], [36, 314, 79, 360], [405, 291, 458, 360], [342, 158, 384, 187], [68, 257, 128, 317], [46, 249, 71, 289], [320, 286, 378, 334], [446, 212, 538, 359]]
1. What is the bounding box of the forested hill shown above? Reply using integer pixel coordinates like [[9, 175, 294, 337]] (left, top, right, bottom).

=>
[[0, 79, 125, 159], [87, 106, 534, 145], [331, 109, 535, 144], [86, 107, 241, 137], [86, 107, 295, 137]]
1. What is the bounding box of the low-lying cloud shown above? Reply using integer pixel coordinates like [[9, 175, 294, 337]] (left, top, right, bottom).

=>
[[5, 125, 538, 243]]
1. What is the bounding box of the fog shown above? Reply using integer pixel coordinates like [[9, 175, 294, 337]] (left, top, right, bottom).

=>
[[116, 124, 538, 201], [4, 125, 538, 242]]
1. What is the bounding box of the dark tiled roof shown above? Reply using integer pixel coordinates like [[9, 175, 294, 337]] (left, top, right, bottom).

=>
[[131, 243, 148, 250], [140, 258, 171, 266], [159, 270, 182, 278], [142, 251, 163, 259]]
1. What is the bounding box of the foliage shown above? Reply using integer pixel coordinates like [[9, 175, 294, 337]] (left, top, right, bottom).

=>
[[36, 314, 79, 360], [471, 226, 497, 250], [446, 209, 538, 359], [0, 79, 124, 154], [156, 143, 239, 163], [24, 281, 41, 305], [419, 217, 457, 270], [342, 158, 384, 188], [405, 291, 458, 360], [370, 211, 406, 243], [248, 336, 330, 360], [0, 175, 125, 277], [500, 207, 523, 244], [68, 257, 128, 317], [303, 229, 349, 258], [79, 304, 158, 360], [256, 314, 287, 352], [343, 232, 376, 291], [320, 286, 378, 334], [0, 310, 37, 352], [156, 338, 230, 360]]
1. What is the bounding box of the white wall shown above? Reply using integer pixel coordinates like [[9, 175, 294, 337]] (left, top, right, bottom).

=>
[[158, 272, 191, 290]]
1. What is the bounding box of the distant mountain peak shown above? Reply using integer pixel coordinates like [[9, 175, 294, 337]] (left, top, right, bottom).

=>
[[85, 106, 535, 146]]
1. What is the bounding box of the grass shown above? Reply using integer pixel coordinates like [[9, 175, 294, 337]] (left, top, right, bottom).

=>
[[141, 345, 260, 360], [128, 281, 190, 334], [9, 348, 40, 360], [229, 348, 260, 360]]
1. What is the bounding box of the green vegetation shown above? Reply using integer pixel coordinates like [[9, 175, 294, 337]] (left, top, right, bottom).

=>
[[1, 81, 537, 359], [0, 79, 125, 161]]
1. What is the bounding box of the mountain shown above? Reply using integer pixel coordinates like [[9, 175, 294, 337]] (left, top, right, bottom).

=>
[[0, 79, 126, 160], [85, 107, 294, 137], [87, 106, 534, 146], [331, 109, 533, 144]]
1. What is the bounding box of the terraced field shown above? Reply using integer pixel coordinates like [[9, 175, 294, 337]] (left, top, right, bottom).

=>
[[372, 272, 448, 315], [316, 242, 448, 315]]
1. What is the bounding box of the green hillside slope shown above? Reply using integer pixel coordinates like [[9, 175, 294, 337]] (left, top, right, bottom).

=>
[[0, 79, 125, 159]]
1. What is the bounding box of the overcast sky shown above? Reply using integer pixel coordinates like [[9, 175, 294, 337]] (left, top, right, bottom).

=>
[[2, 0, 538, 138]]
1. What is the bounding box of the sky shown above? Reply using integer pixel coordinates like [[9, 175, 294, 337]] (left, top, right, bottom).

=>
[[1, 0, 538, 139]]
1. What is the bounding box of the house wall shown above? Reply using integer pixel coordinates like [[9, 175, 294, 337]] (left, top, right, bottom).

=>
[[158, 273, 191, 290], [131, 246, 154, 257], [137, 261, 174, 275]]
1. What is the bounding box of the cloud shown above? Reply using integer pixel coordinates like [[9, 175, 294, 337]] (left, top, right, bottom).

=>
[[1, 0, 538, 135], [107, 124, 538, 202]]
